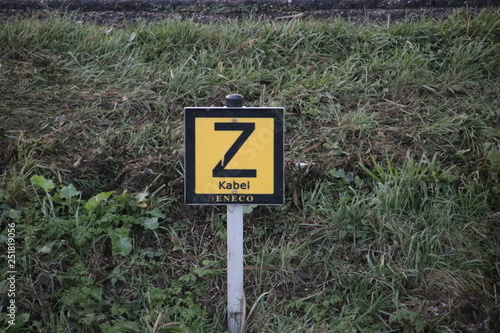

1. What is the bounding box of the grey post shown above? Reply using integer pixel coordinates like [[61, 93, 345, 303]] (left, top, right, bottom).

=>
[[225, 94, 245, 333]]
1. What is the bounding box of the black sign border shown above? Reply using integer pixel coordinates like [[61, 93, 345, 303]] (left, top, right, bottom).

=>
[[184, 107, 284, 205]]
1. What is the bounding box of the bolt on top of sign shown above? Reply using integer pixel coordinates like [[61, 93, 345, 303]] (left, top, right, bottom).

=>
[[184, 96, 284, 205]]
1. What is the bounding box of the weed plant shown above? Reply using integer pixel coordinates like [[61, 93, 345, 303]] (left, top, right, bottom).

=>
[[0, 8, 499, 332]]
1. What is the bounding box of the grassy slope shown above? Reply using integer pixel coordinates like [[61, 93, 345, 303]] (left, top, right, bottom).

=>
[[0, 9, 499, 332]]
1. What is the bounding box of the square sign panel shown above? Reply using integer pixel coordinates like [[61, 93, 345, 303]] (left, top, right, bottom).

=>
[[185, 107, 284, 205]]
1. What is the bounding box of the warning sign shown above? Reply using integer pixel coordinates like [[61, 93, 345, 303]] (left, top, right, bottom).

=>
[[184, 107, 284, 205]]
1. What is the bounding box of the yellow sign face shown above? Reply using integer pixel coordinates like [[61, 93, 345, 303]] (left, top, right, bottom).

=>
[[195, 117, 274, 195], [185, 107, 284, 205]]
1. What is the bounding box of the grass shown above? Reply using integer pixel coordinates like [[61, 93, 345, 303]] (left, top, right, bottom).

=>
[[0, 8, 499, 332]]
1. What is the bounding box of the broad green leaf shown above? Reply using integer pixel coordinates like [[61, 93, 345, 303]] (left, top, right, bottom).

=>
[[109, 320, 141, 331], [15, 313, 30, 326], [107, 266, 126, 286], [38, 241, 55, 254], [143, 217, 159, 230], [339, 229, 347, 240], [59, 184, 81, 200], [135, 191, 149, 203], [109, 228, 132, 256], [328, 168, 346, 179], [8, 209, 20, 220], [107, 266, 124, 280], [149, 208, 166, 219], [85, 191, 115, 211], [30, 175, 55, 192], [88, 286, 103, 301], [94, 191, 115, 201], [243, 205, 256, 215]]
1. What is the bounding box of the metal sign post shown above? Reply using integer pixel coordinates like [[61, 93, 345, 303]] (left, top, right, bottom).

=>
[[225, 94, 245, 333], [184, 94, 284, 333], [227, 203, 244, 333]]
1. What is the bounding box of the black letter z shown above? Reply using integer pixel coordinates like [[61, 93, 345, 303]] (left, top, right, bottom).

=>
[[213, 122, 257, 177]]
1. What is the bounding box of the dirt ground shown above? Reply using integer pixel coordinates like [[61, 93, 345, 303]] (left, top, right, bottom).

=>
[[0, 0, 497, 25], [0, 8, 487, 27]]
